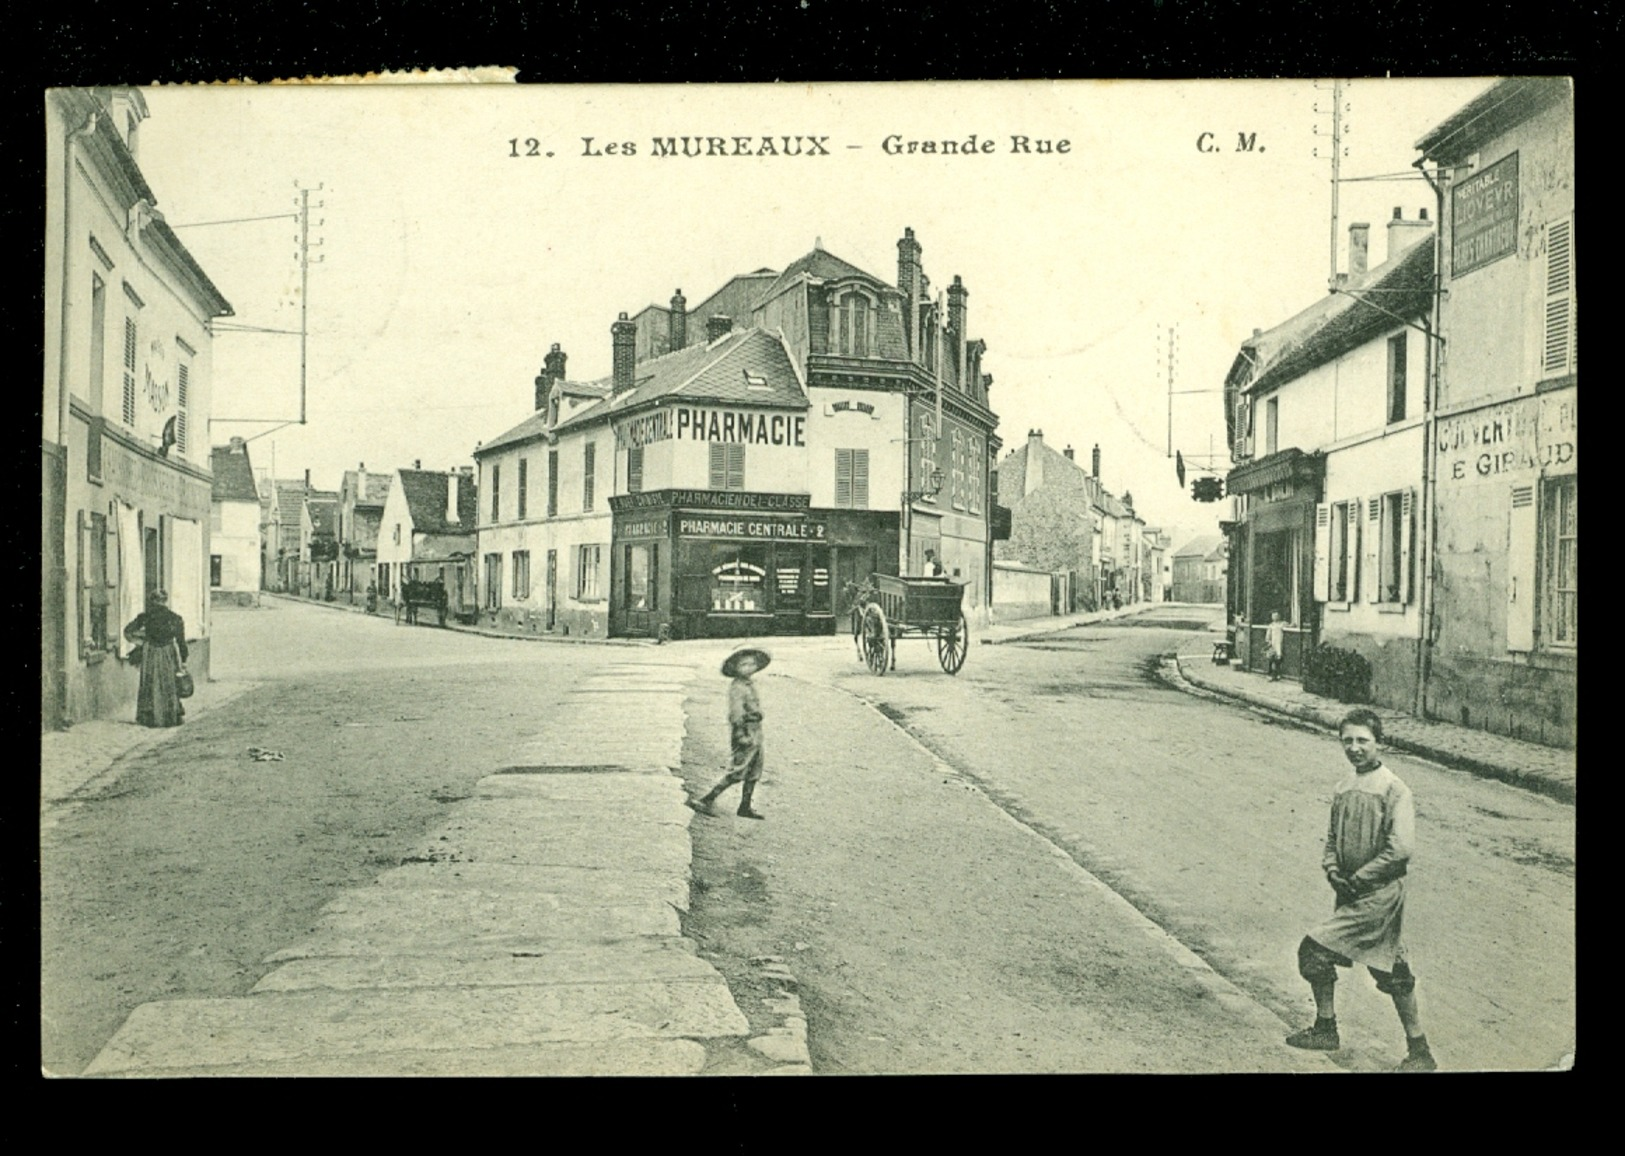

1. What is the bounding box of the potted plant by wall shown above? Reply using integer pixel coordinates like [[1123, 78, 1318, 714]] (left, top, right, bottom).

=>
[[1301, 643, 1372, 703]]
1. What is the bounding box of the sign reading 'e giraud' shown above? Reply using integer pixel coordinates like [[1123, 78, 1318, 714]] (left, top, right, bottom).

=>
[[1452, 152, 1519, 277], [615, 407, 807, 450], [1437, 392, 1576, 482]]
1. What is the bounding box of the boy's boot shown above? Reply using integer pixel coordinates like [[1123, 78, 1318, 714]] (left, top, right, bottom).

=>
[[736, 783, 765, 820], [1285, 1017, 1339, 1050], [687, 786, 720, 816], [1395, 1035, 1437, 1072]]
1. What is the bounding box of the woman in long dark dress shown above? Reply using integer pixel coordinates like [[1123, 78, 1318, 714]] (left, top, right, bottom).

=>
[[123, 589, 188, 728]]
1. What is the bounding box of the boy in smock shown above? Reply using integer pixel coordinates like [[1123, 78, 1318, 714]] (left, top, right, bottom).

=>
[[690, 646, 770, 820], [1287, 707, 1437, 1071]]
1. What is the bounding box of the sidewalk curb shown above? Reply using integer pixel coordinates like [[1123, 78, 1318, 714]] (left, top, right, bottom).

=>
[[1170, 656, 1575, 805], [980, 603, 1153, 646], [265, 592, 653, 648]]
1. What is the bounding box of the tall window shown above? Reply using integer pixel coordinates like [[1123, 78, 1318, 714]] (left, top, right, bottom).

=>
[[490, 464, 501, 522], [512, 549, 531, 600], [210, 555, 223, 587], [835, 448, 869, 508], [1386, 333, 1407, 424], [576, 543, 603, 600], [1328, 501, 1350, 601], [484, 552, 502, 610], [627, 446, 644, 494], [175, 360, 190, 453], [840, 293, 872, 356], [709, 443, 745, 490], [625, 542, 657, 610], [121, 317, 137, 426], [517, 458, 528, 519], [78, 510, 110, 652], [547, 450, 559, 517], [1264, 396, 1279, 456], [1544, 476, 1576, 646], [89, 274, 106, 412], [583, 442, 597, 510], [1374, 490, 1412, 604]]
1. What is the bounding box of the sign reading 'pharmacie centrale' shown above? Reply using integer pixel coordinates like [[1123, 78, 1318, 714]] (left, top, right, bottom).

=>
[[615, 406, 808, 451], [1452, 151, 1519, 278], [678, 516, 829, 542]]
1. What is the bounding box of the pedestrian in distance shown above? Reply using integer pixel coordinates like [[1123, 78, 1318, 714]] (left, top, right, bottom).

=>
[[1286, 707, 1437, 1072], [924, 548, 946, 578], [122, 588, 189, 729], [1266, 611, 1287, 681], [690, 646, 771, 820]]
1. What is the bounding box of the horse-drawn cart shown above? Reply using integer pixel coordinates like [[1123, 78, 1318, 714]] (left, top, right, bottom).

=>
[[852, 573, 969, 675]]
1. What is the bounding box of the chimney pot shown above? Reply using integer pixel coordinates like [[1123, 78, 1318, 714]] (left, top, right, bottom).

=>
[[1091, 444, 1101, 478], [1348, 222, 1371, 279], [304, 468, 310, 488], [1064, 445, 1075, 460], [414, 459, 422, 470], [669, 289, 687, 351], [706, 314, 733, 343]]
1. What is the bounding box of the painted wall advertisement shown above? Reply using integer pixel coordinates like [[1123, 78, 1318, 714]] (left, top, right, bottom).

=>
[[1451, 151, 1519, 278], [1437, 391, 1576, 484]]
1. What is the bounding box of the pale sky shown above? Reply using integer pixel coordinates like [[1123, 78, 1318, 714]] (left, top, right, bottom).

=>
[[137, 78, 1492, 550]]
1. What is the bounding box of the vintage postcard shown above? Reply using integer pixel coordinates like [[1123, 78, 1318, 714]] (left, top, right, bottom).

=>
[[42, 78, 1574, 1077]]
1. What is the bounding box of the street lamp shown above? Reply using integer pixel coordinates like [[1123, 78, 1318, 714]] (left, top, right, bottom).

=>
[[902, 468, 946, 505]]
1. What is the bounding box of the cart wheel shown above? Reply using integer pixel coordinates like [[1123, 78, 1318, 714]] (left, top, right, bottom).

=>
[[937, 613, 969, 674], [862, 604, 891, 676]]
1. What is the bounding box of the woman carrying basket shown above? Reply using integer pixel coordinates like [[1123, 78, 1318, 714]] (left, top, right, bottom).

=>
[[123, 588, 190, 728]]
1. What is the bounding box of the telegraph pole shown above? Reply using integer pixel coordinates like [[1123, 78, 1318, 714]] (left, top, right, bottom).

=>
[[1314, 80, 1349, 291]]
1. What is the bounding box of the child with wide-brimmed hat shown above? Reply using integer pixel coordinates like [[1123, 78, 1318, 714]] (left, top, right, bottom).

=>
[[690, 646, 772, 820]]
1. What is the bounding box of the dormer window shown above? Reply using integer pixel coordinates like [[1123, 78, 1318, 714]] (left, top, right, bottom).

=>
[[829, 288, 877, 357]]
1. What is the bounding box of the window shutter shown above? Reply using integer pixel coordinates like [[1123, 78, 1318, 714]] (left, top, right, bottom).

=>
[[122, 318, 137, 425], [1365, 496, 1382, 603], [1345, 499, 1362, 603], [1506, 483, 1538, 651], [853, 448, 869, 509], [597, 545, 608, 598], [1542, 216, 1575, 376], [77, 511, 91, 652], [709, 443, 726, 490], [727, 445, 745, 490], [835, 449, 852, 507], [1400, 488, 1416, 604], [1313, 503, 1331, 602], [176, 363, 189, 453]]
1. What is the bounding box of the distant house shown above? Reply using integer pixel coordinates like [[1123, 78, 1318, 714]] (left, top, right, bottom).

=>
[[376, 464, 479, 615], [209, 438, 260, 604], [337, 463, 392, 603], [265, 476, 310, 592], [1171, 534, 1227, 604], [993, 430, 1095, 613], [302, 491, 340, 599]]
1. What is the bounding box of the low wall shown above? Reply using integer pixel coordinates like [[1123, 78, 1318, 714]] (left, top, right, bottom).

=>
[[992, 563, 1053, 622]]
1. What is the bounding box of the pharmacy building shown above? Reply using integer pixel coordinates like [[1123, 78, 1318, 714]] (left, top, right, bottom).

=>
[[471, 230, 1003, 640]]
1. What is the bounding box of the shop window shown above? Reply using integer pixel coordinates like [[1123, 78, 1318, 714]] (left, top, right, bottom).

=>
[[1544, 476, 1576, 646], [512, 549, 531, 600], [547, 450, 559, 517], [709, 545, 767, 612], [625, 542, 657, 610], [709, 443, 745, 491], [583, 442, 597, 511], [576, 543, 604, 600], [1386, 334, 1407, 424], [517, 458, 528, 519], [484, 552, 502, 610], [835, 448, 869, 508], [627, 446, 644, 494]]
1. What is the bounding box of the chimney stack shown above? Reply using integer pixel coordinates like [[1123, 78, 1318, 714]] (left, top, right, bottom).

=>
[[669, 289, 687, 351], [1025, 429, 1045, 496], [1386, 206, 1435, 259], [304, 468, 311, 489], [706, 314, 733, 343], [535, 342, 567, 413], [447, 469, 459, 524], [229, 435, 246, 451], [414, 459, 422, 470], [947, 275, 968, 385], [1091, 444, 1101, 478], [612, 313, 637, 393], [1064, 445, 1075, 461], [1348, 222, 1371, 280], [898, 227, 922, 358]]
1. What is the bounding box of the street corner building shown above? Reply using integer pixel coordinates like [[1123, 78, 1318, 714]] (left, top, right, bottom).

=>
[[1219, 78, 1574, 747], [471, 229, 1006, 641], [43, 87, 233, 731], [374, 463, 480, 618]]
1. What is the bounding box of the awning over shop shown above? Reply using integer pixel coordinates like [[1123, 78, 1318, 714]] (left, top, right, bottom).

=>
[[1226, 447, 1323, 496]]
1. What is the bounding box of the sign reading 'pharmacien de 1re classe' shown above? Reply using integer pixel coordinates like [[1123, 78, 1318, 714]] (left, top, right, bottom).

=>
[[615, 406, 808, 451]]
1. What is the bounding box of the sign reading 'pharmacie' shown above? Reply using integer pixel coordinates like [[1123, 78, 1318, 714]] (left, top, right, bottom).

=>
[[1452, 151, 1519, 278], [615, 406, 808, 450], [678, 516, 829, 542], [610, 489, 812, 513]]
